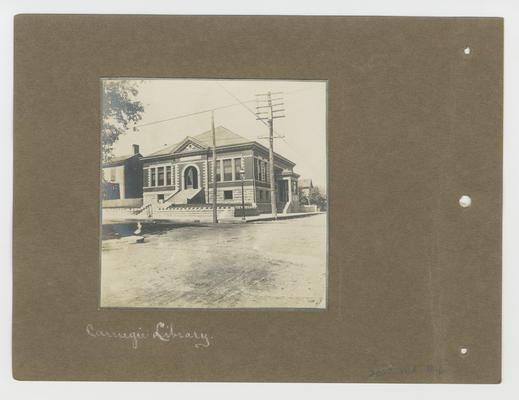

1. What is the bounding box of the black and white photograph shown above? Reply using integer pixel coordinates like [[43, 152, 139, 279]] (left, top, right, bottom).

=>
[[100, 79, 328, 309], [4, 0, 516, 396]]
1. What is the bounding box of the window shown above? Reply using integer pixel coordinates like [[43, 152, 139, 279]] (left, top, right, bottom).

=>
[[158, 166, 165, 186], [234, 158, 242, 180], [224, 190, 233, 200], [266, 190, 270, 201], [256, 159, 267, 182], [216, 160, 221, 182], [259, 190, 263, 201], [157, 194, 164, 203], [142, 169, 147, 187], [151, 168, 156, 186], [143, 169, 150, 187], [223, 159, 232, 181], [166, 166, 172, 186], [109, 168, 116, 182]]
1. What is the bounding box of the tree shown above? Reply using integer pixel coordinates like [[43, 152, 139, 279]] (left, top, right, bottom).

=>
[[101, 80, 144, 162], [299, 186, 327, 211]]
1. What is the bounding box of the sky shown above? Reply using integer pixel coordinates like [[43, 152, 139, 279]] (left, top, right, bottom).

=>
[[108, 79, 327, 189]]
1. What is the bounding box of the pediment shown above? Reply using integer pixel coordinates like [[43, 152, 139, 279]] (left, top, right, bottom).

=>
[[173, 137, 207, 154]]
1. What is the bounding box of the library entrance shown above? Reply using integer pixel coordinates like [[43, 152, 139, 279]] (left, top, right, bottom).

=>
[[184, 166, 198, 190]]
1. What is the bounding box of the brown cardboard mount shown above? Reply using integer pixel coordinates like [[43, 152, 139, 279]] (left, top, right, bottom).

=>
[[12, 15, 502, 383]]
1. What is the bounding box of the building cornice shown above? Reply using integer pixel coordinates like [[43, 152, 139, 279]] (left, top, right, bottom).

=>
[[140, 141, 296, 168]]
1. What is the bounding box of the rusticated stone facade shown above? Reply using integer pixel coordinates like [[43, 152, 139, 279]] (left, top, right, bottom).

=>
[[140, 126, 300, 213]]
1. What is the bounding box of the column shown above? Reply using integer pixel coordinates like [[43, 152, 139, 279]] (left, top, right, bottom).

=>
[[287, 177, 292, 203]]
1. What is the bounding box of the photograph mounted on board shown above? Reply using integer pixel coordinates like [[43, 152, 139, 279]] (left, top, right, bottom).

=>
[[100, 78, 328, 309]]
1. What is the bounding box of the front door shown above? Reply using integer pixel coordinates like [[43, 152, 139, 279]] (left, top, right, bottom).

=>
[[278, 180, 289, 202], [184, 166, 198, 189]]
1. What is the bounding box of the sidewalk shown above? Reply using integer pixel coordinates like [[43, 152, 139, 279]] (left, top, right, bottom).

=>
[[103, 211, 324, 225], [243, 211, 323, 223]]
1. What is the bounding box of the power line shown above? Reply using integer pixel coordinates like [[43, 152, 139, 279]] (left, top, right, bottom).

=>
[[133, 98, 257, 129], [133, 84, 323, 183], [133, 86, 317, 130], [211, 83, 319, 170], [216, 83, 267, 127], [215, 84, 310, 173], [216, 83, 286, 139], [215, 84, 324, 186]]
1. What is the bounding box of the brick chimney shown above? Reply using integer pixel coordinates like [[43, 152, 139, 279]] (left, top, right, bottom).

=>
[[132, 144, 140, 155]]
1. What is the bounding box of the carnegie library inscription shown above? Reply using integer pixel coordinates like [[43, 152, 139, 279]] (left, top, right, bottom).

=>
[[86, 322, 212, 349]]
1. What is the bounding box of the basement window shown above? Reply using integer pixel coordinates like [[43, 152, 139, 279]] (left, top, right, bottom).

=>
[[224, 190, 233, 200], [157, 194, 165, 203]]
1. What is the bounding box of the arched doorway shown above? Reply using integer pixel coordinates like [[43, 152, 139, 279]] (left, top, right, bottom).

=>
[[184, 166, 198, 189]]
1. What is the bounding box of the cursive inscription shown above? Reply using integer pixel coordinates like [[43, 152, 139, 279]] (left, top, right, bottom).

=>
[[368, 365, 446, 378], [86, 322, 212, 350]]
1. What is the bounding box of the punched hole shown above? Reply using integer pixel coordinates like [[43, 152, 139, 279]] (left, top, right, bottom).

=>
[[460, 347, 469, 356], [464, 46, 472, 55], [459, 195, 472, 208]]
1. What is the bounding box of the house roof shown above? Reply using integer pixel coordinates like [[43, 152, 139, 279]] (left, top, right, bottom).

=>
[[102, 153, 140, 167], [147, 126, 252, 157], [299, 179, 313, 188]]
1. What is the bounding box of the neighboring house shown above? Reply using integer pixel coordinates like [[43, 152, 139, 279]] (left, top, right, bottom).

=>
[[102, 144, 143, 201], [299, 179, 313, 198], [140, 126, 300, 213]]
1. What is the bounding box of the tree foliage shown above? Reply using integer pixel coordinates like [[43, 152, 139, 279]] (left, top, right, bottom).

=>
[[101, 80, 144, 162], [299, 186, 327, 210]]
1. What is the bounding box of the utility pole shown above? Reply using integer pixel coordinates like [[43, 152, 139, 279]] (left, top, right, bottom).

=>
[[211, 110, 218, 224], [256, 91, 285, 219], [240, 154, 246, 221], [267, 116, 277, 219]]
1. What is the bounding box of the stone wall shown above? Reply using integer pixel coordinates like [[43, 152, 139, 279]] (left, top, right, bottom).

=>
[[207, 185, 255, 204], [234, 206, 260, 217], [299, 204, 318, 213], [102, 206, 143, 220], [143, 190, 177, 206], [103, 204, 237, 222], [256, 202, 272, 214], [102, 198, 143, 208], [154, 206, 235, 222]]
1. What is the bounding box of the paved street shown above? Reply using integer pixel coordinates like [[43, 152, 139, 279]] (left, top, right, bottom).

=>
[[101, 213, 327, 309]]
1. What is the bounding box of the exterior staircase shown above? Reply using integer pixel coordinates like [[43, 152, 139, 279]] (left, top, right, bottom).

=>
[[131, 203, 152, 217], [166, 188, 203, 207]]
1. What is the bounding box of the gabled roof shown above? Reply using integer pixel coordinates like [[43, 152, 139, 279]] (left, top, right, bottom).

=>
[[193, 126, 251, 147], [299, 179, 313, 188], [146, 126, 252, 157], [102, 153, 140, 167], [143, 126, 296, 168], [171, 135, 208, 153]]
